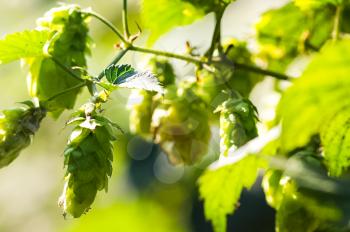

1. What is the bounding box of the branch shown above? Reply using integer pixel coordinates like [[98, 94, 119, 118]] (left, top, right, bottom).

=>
[[122, 0, 130, 39]]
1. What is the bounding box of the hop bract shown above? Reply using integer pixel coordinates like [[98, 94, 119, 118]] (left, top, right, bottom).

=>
[[151, 82, 211, 165], [217, 98, 258, 156], [59, 104, 117, 218], [0, 104, 46, 168]]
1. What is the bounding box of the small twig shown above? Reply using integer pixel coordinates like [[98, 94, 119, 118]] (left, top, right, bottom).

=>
[[122, 0, 130, 39]]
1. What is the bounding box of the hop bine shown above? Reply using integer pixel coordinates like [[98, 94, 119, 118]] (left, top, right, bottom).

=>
[[58, 102, 119, 218], [0, 102, 46, 168]]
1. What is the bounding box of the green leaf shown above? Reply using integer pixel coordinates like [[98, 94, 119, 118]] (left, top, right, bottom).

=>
[[198, 155, 262, 232], [256, 3, 333, 72], [294, 0, 343, 10], [277, 39, 350, 176], [181, 0, 235, 13], [141, 0, 204, 44], [320, 107, 350, 176], [104, 64, 136, 84], [104, 64, 163, 93], [0, 30, 49, 64]]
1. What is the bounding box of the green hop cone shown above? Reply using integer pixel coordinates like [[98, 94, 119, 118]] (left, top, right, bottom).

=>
[[216, 98, 258, 156], [129, 90, 157, 140], [151, 82, 211, 165], [0, 103, 46, 168], [26, 4, 90, 117], [129, 58, 175, 139], [59, 105, 117, 218]]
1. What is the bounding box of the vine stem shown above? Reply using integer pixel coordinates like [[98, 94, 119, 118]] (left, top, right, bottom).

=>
[[50, 57, 85, 82], [86, 11, 129, 44], [332, 5, 343, 41], [129, 45, 204, 64], [130, 45, 291, 80], [206, 10, 224, 61], [46, 82, 86, 102], [122, 0, 130, 39]]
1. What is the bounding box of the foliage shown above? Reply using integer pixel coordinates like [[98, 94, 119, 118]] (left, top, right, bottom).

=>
[[198, 155, 263, 232], [141, 0, 204, 44], [256, 3, 333, 71], [277, 40, 350, 176], [0, 30, 49, 64]]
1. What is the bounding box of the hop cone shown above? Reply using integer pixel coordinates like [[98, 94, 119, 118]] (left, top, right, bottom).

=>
[[0, 104, 46, 168], [217, 98, 258, 156], [151, 82, 211, 165], [129, 58, 175, 139], [59, 106, 116, 218], [27, 4, 90, 116]]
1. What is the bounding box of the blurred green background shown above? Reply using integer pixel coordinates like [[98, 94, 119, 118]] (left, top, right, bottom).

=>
[[0, 0, 286, 231]]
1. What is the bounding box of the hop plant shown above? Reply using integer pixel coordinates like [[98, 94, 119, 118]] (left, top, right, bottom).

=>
[[26, 4, 90, 116], [151, 82, 211, 165], [0, 102, 46, 168], [216, 98, 258, 156], [59, 102, 117, 218], [129, 58, 175, 139]]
